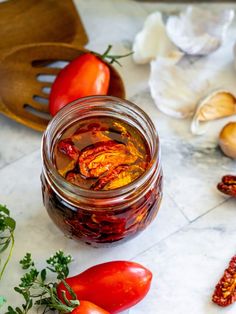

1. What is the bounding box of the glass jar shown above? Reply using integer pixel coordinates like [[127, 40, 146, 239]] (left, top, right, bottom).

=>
[[41, 96, 163, 247]]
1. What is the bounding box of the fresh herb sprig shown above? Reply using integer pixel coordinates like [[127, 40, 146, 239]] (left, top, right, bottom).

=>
[[0, 204, 16, 280], [6, 251, 77, 314]]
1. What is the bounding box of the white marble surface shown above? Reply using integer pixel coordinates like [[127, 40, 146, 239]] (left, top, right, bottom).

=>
[[1, 0, 236, 313]]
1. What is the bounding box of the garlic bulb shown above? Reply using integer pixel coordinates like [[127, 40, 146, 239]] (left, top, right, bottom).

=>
[[132, 12, 183, 64], [166, 6, 234, 56], [191, 90, 236, 135], [149, 57, 207, 118], [219, 122, 236, 159]]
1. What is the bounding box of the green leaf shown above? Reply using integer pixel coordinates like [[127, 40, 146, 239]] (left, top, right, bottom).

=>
[[0, 204, 9, 215], [41, 269, 47, 282], [16, 307, 23, 314], [46, 250, 72, 279], [20, 253, 34, 270], [14, 287, 23, 294], [5, 217, 16, 231], [6, 306, 18, 314], [0, 204, 16, 280], [0, 238, 11, 253]]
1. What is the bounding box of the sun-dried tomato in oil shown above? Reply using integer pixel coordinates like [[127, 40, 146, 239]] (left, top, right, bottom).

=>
[[54, 117, 150, 191]]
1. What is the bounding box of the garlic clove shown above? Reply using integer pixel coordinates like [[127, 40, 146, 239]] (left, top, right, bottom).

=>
[[132, 12, 183, 64], [166, 6, 234, 56], [191, 90, 236, 135], [149, 57, 207, 118], [219, 122, 236, 159]]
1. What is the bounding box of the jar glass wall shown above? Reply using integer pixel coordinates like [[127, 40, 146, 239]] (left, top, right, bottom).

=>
[[41, 96, 163, 247]]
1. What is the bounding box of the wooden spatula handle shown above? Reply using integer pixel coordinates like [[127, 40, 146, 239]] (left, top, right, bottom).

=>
[[0, 99, 8, 114]]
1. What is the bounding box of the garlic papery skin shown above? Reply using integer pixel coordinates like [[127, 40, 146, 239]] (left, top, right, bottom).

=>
[[166, 6, 234, 56], [219, 122, 236, 159], [234, 42, 236, 71], [132, 12, 183, 64], [149, 57, 206, 119], [191, 90, 236, 135]]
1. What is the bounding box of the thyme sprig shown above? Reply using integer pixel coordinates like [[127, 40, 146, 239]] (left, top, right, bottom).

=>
[[6, 251, 76, 314]]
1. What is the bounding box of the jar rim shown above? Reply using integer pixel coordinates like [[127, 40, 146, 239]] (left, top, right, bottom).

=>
[[42, 95, 160, 201]]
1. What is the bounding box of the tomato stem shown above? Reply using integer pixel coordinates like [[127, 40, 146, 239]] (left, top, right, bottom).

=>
[[94, 45, 133, 66]]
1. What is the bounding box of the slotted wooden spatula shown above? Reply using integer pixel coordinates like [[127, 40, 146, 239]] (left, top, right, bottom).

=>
[[0, 43, 125, 132], [0, 0, 88, 57]]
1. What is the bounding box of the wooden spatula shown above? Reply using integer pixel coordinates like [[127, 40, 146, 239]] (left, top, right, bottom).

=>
[[0, 0, 88, 57], [0, 43, 125, 132]]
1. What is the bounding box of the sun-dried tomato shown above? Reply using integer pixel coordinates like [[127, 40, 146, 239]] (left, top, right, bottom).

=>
[[92, 165, 129, 190], [65, 211, 126, 242], [78, 140, 139, 178], [58, 160, 76, 177], [217, 175, 236, 197], [93, 165, 145, 191], [212, 255, 236, 307], [57, 138, 80, 160], [73, 122, 110, 143], [66, 172, 91, 189], [113, 121, 131, 139]]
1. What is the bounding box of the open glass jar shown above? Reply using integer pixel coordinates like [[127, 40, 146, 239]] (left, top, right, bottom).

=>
[[41, 96, 163, 247]]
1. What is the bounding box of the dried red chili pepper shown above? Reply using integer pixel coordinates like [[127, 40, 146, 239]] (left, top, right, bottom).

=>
[[57, 138, 80, 160], [79, 140, 139, 178], [217, 175, 236, 197], [212, 255, 236, 307]]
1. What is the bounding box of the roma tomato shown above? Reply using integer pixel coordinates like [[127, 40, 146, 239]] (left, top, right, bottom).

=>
[[72, 300, 110, 314], [57, 261, 152, 313], [49, 53, 110, 116]]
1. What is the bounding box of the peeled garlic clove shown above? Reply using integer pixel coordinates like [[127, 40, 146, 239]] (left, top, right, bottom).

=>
[[166, 6, 234, 56], [132, 12, 183, 64], [149, 57, 207, 118], [219, 122, 236, 159], [191, 90, 236, 135]]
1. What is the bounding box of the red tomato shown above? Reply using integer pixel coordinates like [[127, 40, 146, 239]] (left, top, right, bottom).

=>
[[72, 300, 110, 314], [49, 53, 110, 116], [57, 261, 152, 313]]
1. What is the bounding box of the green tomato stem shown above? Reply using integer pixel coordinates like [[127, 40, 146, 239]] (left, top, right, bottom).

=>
[[94, 44, 133, 67]]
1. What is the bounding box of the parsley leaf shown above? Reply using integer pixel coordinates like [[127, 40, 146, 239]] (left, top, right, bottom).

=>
[[0, 204, 16, 310], [0, 204, 16, 280]]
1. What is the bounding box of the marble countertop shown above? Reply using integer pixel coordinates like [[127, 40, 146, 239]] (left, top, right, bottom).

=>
[[1, 1, 236, 313]]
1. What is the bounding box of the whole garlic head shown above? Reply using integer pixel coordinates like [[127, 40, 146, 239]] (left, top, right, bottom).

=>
[[132, 12, 183, 64], [219, 122, 236, 159], [166, 6, 234, 55]]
